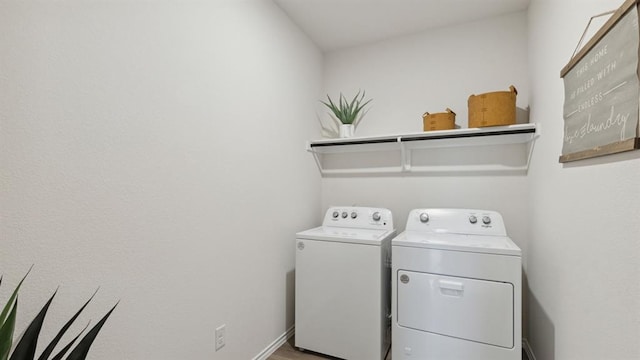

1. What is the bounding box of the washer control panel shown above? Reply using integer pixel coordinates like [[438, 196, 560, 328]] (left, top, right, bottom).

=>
[[323, 206, 394, 230], [405, 208, 507, 236]]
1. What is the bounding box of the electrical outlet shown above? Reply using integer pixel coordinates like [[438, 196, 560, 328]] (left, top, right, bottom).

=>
[[215, 324, 226, 351]]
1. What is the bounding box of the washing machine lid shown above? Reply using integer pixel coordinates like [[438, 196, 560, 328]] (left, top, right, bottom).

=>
[[393, 231, 521, 256], [297, 226, 396, 246]]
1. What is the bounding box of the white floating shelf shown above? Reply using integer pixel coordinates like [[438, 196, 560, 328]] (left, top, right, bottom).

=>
[[306, 123, 540, 175]]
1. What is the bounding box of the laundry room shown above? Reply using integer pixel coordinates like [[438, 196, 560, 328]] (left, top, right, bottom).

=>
[[0, 0, 638, 360]]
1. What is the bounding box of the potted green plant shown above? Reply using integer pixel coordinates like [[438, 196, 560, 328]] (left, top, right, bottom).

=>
[[321, 90, 372, 138], [0, 268, 117, 360]]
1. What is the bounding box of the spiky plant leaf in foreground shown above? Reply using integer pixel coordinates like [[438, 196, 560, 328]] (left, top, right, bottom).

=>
[[49, 323, 89, 360], [37, 290, 98, 360], [1, 270, 116, 360], [64, 303, 118, 360], [9, 291, 57, 360], [1, 268, 32, 360], [0, 298, 18, 360]]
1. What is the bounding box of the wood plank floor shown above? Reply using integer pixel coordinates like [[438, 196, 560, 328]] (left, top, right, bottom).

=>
[[268, 337, 390, 360], [268, 336, 529, 360]]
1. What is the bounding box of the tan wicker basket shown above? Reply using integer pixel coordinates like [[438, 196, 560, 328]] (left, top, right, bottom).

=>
[[468, 85, 517, 128], [423, 108, 456, 131]]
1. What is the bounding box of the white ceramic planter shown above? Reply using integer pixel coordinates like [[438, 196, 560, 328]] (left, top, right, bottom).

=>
[[339, 124, 355, 138]]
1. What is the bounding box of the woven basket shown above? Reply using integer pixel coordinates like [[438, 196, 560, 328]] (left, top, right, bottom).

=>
[[423, 108, 456, 131], [468, 85, 517, 128]]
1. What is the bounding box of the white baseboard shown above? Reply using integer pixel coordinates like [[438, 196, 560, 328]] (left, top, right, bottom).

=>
[[253, 326, 295, 360], [522, 338, 537, 360]]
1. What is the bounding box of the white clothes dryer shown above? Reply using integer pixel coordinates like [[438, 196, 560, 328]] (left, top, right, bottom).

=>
[[296, 206, 395, 360], [392, 209, 521, 360]]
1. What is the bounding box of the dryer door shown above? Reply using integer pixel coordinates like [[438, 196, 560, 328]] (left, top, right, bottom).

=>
[[396, 270, 514, 348]]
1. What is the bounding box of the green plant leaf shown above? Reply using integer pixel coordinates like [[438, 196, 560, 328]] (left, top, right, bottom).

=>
[[0, 298, 17, 360], [49, 323, 89, 360], [321, 91, 371, 125], [320, 97, 343, 122], [0, 268, 32, 327], [348, 91, 360, 113], [320, 100, 339, 119], [353, 108, 370, 129], [64, 302, 118, 360], [355, 98, 372, 114], [340, 93, 351, 122], [1, 268, 33, 360], [37, 289, 98, 360], [10, 291, 57, 360]]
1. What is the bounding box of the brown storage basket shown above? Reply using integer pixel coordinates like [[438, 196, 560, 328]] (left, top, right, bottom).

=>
[[423, 108, 456, 131], [468, 85, 517, 128]]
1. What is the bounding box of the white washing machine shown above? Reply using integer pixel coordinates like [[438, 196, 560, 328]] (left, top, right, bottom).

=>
[[295, 206, 395, 360], [392, 208, 522, 360]]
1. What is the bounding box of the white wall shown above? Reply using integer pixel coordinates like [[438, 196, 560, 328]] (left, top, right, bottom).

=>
[[0, 1, 322, 359], [323, 11, 530, 137], [321, 12, 531, 272], [527, 1, 640, 359]]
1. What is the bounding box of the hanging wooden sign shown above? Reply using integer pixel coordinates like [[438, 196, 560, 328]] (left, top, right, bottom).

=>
[[560, 0, 640, 163]]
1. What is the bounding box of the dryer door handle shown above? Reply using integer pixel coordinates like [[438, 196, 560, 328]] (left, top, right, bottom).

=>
[[438, 280, 464, 296]]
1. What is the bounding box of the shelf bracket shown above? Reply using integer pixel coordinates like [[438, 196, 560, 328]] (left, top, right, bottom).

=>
[[399, 138, 411, 172], [307, 141, 326, 175], [525, 124, 541, 171]]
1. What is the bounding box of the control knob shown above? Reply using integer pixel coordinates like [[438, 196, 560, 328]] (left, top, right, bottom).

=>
[[332, 211, 339, 218], [419, 212, 429, 223], [372, 212, 381, 221], [342, 212, 348, 219], [482, 216, 491, 225], [469, 215, 477, 224], [351, 212, 357, 219]]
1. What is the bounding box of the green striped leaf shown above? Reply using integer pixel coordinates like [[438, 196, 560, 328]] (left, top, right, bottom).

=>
[[0, 299, 17, 360]]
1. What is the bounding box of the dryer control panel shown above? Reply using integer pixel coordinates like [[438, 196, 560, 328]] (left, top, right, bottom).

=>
[[323, 206, 394, 230], [405, 208, 507, 236]]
